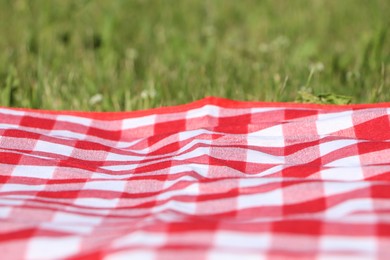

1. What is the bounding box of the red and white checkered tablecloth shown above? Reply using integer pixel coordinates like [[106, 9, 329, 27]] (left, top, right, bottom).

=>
[[1, 97, 390, 260]]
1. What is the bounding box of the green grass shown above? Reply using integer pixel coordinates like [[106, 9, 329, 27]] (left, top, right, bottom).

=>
[[0, 0, 389, 111]]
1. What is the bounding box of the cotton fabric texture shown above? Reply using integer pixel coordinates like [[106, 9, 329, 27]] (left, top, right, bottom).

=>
[[1, 97, 390, 259]]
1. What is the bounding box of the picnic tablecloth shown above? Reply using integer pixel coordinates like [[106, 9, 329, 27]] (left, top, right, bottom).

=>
[[1, 97, 390, 259]]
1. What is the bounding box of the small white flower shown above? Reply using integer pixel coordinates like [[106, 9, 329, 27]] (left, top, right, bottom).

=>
[[89, 93, 103, 106], [309, 62, 324, 72]]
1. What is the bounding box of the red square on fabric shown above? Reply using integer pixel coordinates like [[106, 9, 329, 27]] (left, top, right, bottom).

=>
[[19, 116, 56, 130], [272, 220, 322, 235], [153, 119, 187, 136], [354, 115, 390, 140], [284, 109, 318, 120], [86, 127, 122, 141]]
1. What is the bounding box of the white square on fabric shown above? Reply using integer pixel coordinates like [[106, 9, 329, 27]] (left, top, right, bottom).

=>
[[169, 163, 210, 178], [56, 115, 92, 127], [105, 152, 144, 162], [317, 254, 369, 260], [316, 111, 354, 135], [186, 105, 220, 119], [237, 185, 283, 209], [82, 180, 127, 192], [158, 182, 199, 200], [101, 164, 137, 171], [152, 200, 197, 215], [178, 128, 209, 142], [40, 221, 94, 235], [250, 124, 284, 138], [320, 167, 364, 181], [208, 251, 265, 260], [26, 236, 81, 260], [34, 140, 74, 157], [0, 207, 11, 218], [320, 236, 376, 255], [325, 155, 361, 167], [214, 231, 271, 250], [49, 130, 87, 140], [0, 183, 45, 192], [73, 198, 120, 209], [319, 139, 358, 156], [50, 211, 103, 234], [52, 211, 103, 225], [324, 198, 373, 219], [246, 149, 285, 164], [322, 181, 369, 197], [112, 231, 166, 248], [174, 146, 211, 161], [12, 165, 55, 179], [122, 115, 157, 129], [0, 108, 26, 116], [105, 250, 156, 260], [250, 107, 279, 113]]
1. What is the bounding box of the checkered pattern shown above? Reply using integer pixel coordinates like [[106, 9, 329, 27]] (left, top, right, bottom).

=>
[[1, 97, 390, 260]]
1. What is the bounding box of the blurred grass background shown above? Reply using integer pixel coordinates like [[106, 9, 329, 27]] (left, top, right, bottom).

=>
[[0, 0, 389, 111]]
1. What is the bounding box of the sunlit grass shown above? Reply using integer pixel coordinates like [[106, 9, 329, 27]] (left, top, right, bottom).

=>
[[0, 0, 389, 111]]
